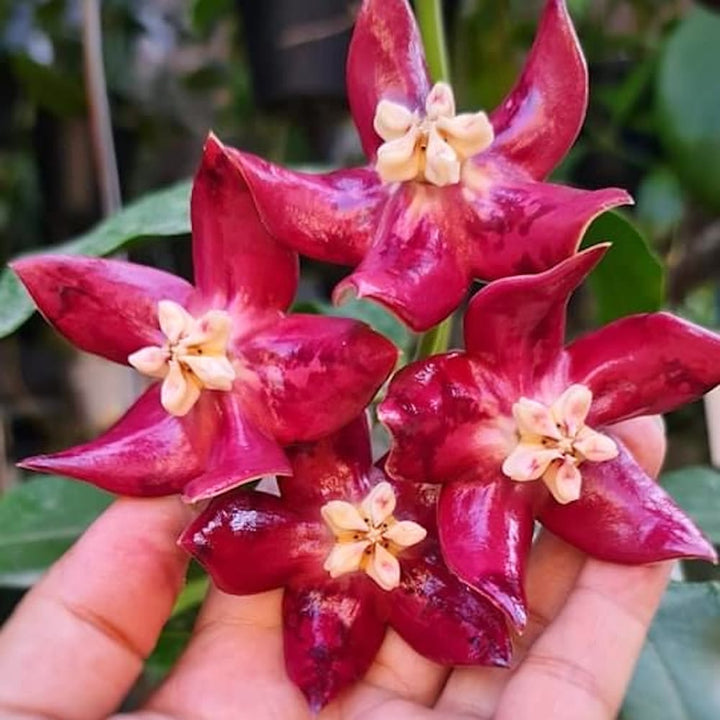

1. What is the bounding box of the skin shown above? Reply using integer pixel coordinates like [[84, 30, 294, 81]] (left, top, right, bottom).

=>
[[0, 415, 668, 720]]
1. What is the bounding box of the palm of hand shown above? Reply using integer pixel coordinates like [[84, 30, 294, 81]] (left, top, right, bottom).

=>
[[0, 418, 668, 720]]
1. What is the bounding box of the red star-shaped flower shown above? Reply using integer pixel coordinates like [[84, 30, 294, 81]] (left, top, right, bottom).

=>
[[180, 415, 511, 711], [379, 245, 719, 630], [14, 135, 397, 502], [228, 0, 631, 331]]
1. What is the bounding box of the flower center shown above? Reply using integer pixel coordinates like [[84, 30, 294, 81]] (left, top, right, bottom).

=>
[[501, 384, 619, 504], [373, 81, 494, 187], [320, 481, 427, 591], [128, 299, 236, 417]]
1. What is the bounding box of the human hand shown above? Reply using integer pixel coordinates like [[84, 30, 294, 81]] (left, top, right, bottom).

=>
[[0, 416, 669, 720]]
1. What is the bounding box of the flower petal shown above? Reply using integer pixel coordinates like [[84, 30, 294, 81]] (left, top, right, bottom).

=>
[[333, 184, 471, 332], [513, 397, 561, 439], [161, 360, 201, 417], [11, 255, 193, 365], [181, 396, 292, 503], [424, 127, 461, 187], [231, 151, 383, 266], [380, 353, 508, 485], [375, 128, 423, 184], [502, 443, 561, 482], [158, 299, 193, 343], [235, 315, 397, 445], [17, 386, 216, 496], [347, 0, 431, 159], [438, 476, 537, 630], [437, 112, 494, 159], [324, 541, 371, 577], [127, 346, 168, 378], [463, 246, 607, 389], [551, 383, 592, 435], [544, 458, 582, 504], [181, 354, 235, 391], [464, 171, 631, 282], [573, 427, 618, 463], [489, 0, 588, 179], [283, 578, 386, 711], [191, 135, 298, 310], [384, 520, 427, 548], [390, 548, 511, 666], [321, 502, 369, 535], [179, 489, 327, 594], [282, 415, 375, 509], [373, 99, 418, 140], [360, 481, 396, 526], [540, 440, 717, 563], [366, 544, 401, 591], [568, 312, 720, 427]]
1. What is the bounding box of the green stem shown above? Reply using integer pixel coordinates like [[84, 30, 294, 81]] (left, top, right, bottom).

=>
[[414, 0, 453, 359]]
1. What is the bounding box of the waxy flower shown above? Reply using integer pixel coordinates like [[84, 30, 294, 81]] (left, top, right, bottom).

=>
[[379, 246, 720, 629], [180, 416, 511, 710], [229, 0, 631, 331], [13, 135, 397, 502]]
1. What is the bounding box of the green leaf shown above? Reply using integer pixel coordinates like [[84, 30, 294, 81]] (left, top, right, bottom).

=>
[[636, 168, 685, 239], [658, 9, 720, 212], [0, 477, 112, 587], [580, 211, 665, 324], [661, 466, 720, 545], [0, 180, 191, 339], [622, 582, 720, 720]]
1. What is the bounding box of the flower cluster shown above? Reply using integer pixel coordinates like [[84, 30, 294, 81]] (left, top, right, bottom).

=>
[[12, 0, 720, 711]]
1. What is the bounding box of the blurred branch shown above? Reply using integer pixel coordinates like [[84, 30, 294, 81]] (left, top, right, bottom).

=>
[[81, 0, 121, 216], [669, 220, 720, 303]]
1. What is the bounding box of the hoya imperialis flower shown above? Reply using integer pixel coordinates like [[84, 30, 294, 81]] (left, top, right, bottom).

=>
[[180, 415, 511, 711], [13, 135, 397, 503], [228, 0, 631, 331], [379, 245, 720, 630]]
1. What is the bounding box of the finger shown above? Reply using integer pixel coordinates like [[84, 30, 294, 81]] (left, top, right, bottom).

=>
[[0, 496, 191, 720], [495, 559, 672, 720], [137, 587, 310, 720]]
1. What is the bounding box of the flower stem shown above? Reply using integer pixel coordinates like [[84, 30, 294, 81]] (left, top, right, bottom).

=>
[[414, 0, 453, 359]]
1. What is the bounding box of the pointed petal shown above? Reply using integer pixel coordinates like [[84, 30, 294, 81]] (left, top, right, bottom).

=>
[[283, 578, 386, 711], [181, 396, 292, 503], [384, 520, 427, 548], [424, 127, 461, 187], [18, 386, 216, 496], [127, 346, 168, 378], [158, 299, 193, 343], [333, 184, 471, 332], [235, 315, 397, 444], [465, 172, 631, 282], [464, 246, 607, 389], [568, 312, 720, 427], [544, 459, 582, 504], [551, 384, 592, 435], [321, 502, 369, 535], [324, 541, 371, 577], [540, 440, 717, 563], [347, 0, 431, 159], [231, 151, 383, 265], [190, 135, 298, 310], [513, 398, 560, 438], [161, 361, 201, 417], [573, 427, 618, 462], [438, 477, 537, 630], [366, 544, 401, 591], [282, 415, 375, 510], [360, 481, 396, 526], [11, 255, 193, 365], [390, 548, 511, 666], [179, 489, 328, 594], [489, 0, 588, 179], [502, 443, 561, 482], [437, 112, 494, 159], [181, 354, 235, 390], [373, 99, 417, 140], [380, 353, 507, 485], [375, 129, 423, 184]]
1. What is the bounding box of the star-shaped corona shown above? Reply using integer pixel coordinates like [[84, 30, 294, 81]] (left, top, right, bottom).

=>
[[502, 385, 618, 504], [321, 481, 427, 590], [129, 300, 235, 417]]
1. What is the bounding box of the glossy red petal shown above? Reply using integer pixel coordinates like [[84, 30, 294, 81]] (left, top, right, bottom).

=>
[[390, 546, 511, 666], [380, 353, 508, 485], [235, 315, 397, 445], [464, 246, 607, 390], [12, 255, 193, 365], [465, 170, 631, 281], [347, 0, 431, 159], [489, 0, 587, 180], [181, 396, 292, 503], [438, 476, 538, 630], [191, 135, 298, 310], [540, 439, 717, 563], [283, 577, 386, 711], [568, 312, 720, 427], [179, 489, 328, 595], [281, 415, 374, 510], [333, 185, 471, 332], [18, 386, 216, 496], [230, 150, 383, 265]]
